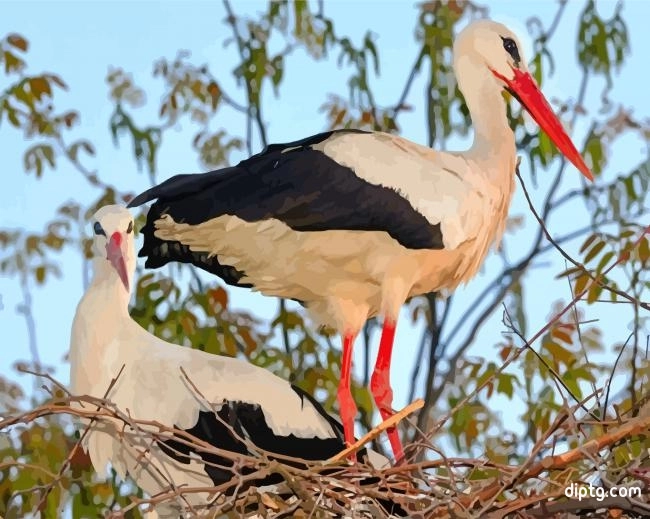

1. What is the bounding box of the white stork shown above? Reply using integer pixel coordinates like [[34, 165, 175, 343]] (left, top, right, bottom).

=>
[[127, 19, 593, 462], [68, 205, 395, 519]]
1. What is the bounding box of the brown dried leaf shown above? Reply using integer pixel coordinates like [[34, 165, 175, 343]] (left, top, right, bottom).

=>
[[551, 328, 573, 344], [208, 286, 229, 310], [29, 77, 52, 100], [7, 33, 28, 52]]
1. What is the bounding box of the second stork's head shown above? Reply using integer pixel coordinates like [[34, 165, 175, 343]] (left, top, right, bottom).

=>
[[453, 19, 593, 181], [90, 204, 136, 292]]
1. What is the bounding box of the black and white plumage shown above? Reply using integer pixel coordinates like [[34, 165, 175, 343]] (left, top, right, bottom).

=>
[[127, 20, 593, 462], [68, 205, 395, 519]]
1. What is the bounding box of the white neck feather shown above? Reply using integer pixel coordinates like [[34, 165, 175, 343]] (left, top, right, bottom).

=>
[[69, 258, 133, 394], [88, 258, 132, 311], [454, 55, 516, 168]]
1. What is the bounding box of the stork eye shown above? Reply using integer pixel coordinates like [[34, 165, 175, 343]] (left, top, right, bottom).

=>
[[126, 221, 133, 234], [501, 37, 521, 65], [93, 222, 106, 236]]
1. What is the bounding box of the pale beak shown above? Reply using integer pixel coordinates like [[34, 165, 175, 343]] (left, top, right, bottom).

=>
[[106, 232, 129, 291], [492, 67, 594, 181]]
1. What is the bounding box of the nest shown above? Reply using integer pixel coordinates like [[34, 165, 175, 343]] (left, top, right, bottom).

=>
[[3, 383, 650, 519]]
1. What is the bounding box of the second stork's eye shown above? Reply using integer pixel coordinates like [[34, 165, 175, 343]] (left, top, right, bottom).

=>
[[93, 222, 106, 236], [126, 221, 133, 234]]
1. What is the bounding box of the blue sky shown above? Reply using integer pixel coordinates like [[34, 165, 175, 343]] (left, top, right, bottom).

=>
[[1, 1, 648, 443]]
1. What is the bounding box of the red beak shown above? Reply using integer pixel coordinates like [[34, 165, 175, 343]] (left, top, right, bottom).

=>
[[106, 232, 129, 292], [492, 67, 594, 181]]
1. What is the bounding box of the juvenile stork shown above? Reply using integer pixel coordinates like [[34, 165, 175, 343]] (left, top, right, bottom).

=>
[[68, 205, 393, 519], [127, 20, 593, 462]]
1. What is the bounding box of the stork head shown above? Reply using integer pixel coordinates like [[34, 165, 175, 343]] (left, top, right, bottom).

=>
[[90, 204, 135, 292], [453, 19, 593, 181]]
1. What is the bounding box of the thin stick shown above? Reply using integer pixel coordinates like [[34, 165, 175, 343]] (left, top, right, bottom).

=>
[[327, 399, 424, 463], [35, 364, 125, 512]]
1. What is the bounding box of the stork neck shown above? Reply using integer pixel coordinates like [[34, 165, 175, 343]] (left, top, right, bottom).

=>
[[88, 258, 132, 314], [455, 58, 515, 163]]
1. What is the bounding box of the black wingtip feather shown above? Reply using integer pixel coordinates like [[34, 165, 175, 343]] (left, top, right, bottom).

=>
[[128, 168, 240, 209], [126, 191, 151, 208], [128, 130, 370, 209]]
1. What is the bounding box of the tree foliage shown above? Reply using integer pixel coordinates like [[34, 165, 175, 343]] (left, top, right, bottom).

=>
[[1, 1, 649, 517]]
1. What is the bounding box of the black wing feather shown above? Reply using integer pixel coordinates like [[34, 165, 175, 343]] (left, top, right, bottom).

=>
[[157, 394, 407, 515], [128, 129, 443, 284], [159, 396, 355, 485]]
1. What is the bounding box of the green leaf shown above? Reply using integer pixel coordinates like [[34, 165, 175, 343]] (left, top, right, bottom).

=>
[[496, 373, 516, 399], [574, 273, 590, 295], [68, 140, 95, 162], [584, 240, 605, 263], [3, 50, 25, 74], [584, 132, 605, 176], [544, 341, 574, 368], [596, 251, 615, 273], [41, 144, 55, 168], [586, 282, 602, 304], [639, 237, 650, 263]]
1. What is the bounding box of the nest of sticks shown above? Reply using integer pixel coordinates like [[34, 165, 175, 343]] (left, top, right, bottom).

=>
[[4, 381, 650, 519]]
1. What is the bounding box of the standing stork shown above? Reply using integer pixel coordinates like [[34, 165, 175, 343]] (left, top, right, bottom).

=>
[[69, 205, 395, 518], [127, 20, 593, 462]]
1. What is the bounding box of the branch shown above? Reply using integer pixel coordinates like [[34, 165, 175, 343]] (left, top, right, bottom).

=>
[[17, 272, 41, 369], [464, 412, 650, 511], [527, 494, 650, 517], [416, 293, 442, 436], [544, 0, 568, 41], [391, 47, 425, 115]]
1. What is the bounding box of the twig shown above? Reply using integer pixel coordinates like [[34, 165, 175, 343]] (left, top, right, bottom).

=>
[[278, 299, 292, 359], [327, 399, 424, 463], [502, 304, 600, 421], [391, 47, 425, 115], [34, 364, 125, 512], [527, 494, 650, 517], [516, 167, 650, 311], [417, 293, 443, 437], [17, 365, 71, 396], [604, 332, 635, 417]]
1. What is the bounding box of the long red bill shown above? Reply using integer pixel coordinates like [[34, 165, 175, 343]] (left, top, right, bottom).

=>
[[492, 67, 594, 181], [106, 232, 129, 292]]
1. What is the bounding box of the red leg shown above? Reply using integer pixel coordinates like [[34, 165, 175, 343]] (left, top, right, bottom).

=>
[[337, 331, 358, 460], [370, 318, 405, 462]]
